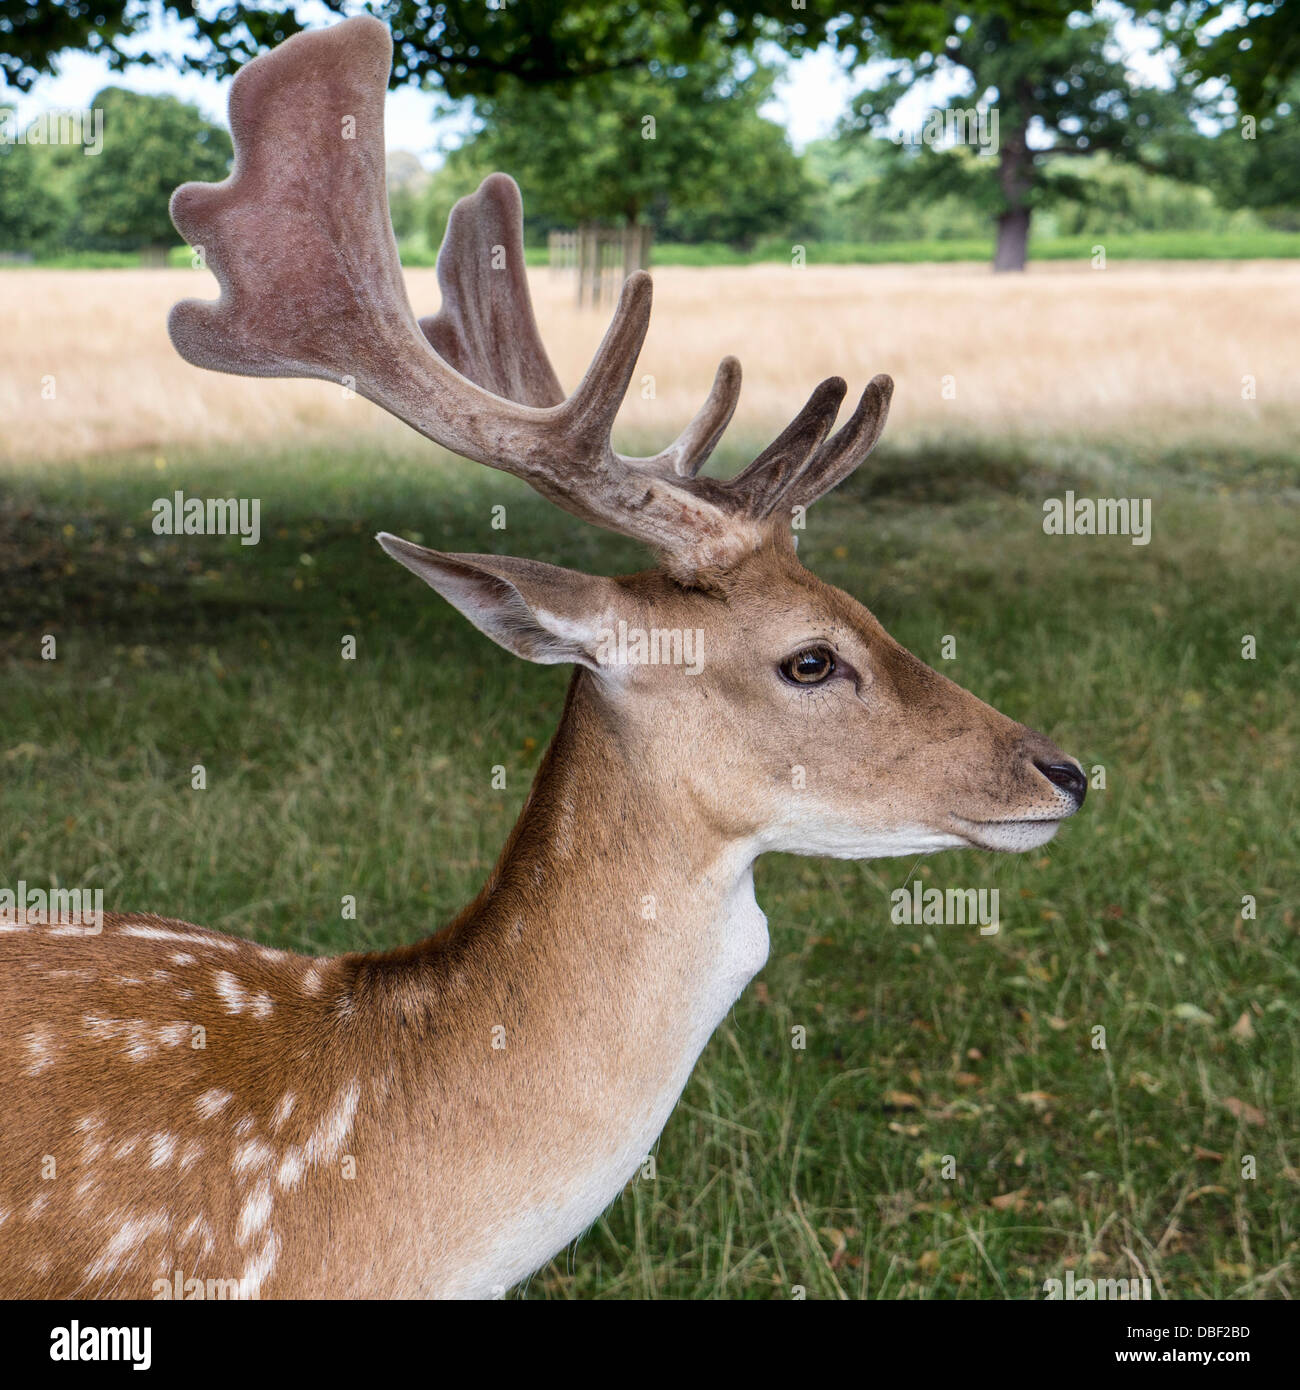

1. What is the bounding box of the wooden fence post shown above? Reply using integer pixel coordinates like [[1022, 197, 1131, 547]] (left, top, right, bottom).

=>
[[554, 224, 653, 306]]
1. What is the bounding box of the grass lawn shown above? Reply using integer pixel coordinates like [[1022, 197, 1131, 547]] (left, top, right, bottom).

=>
[[9, 227, 1300, 271], [1, 434, 1296, 1298]]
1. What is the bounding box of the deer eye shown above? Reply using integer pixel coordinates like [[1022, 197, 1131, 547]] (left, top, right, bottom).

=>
[[780, 646, 836, 685]]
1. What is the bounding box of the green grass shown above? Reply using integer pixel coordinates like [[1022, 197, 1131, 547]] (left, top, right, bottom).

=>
[[417, 228, 1300, 269], [707, 229, 1300, 266], [2, 434, 1297, 1299], [9, 227, 1300, 270]]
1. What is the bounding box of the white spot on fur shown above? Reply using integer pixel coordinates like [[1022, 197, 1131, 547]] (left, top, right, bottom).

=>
[[122, 924, 237, 951], [232, 1139, 275, 1178], [76, 1116, 108, 1162], [211, 973, 272, 1018], [171, 952, 196, 966], [23, 1026, 56, 1076], [213, 970, 247, 1014], [272, 1093, 296, 1132], [148, 1133, 177, 1169], [81, 1014, 191, 1062], [276, 1149, 304, 1190], [304, 1080, 360, 1165], [239, 1230, 279, 1298], [86, 1211, 170, 1281], [236, 1180, 273, 1246], [82, 1015, 156, 1061], [195, 1088, 233, 1119], [180, 1213, 215, 1255]]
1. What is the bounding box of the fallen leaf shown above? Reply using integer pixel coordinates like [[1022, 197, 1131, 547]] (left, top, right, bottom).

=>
[[1222, 1096, 1266, 1127], [990, 1189, 1028, 1212], [1229, 1012, 1255, 1041], [883, 1090, 922, 1111]]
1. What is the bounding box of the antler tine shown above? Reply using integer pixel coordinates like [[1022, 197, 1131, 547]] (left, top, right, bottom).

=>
[[723, 377, 847, 514], [765, 374, 895, 515], [629, 355, 742, 479], [420, 172, 566, 408], [422, 172, 741, 482]]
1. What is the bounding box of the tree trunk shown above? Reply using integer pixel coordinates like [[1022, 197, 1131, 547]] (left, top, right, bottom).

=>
[[993, 125, 1033, 273], [993, 206, 1030, 272]]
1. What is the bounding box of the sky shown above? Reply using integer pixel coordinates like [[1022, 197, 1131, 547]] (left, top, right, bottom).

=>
[[4, 3, 1175, 163]]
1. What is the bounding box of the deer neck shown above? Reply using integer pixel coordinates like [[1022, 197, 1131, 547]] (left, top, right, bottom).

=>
[[359, 671, 768, 1293], [442, 667, 769, 1054]]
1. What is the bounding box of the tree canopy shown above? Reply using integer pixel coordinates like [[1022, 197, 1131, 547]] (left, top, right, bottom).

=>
[[25, 88, 233, 253], [0, 0, 1083, 95], [445, 48, 807, 245]]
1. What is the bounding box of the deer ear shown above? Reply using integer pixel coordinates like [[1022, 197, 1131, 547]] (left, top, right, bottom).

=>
[[377, 533, 622, 669]]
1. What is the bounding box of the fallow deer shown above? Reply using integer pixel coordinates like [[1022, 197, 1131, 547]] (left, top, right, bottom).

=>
[[0, 16, 1085, 1299]]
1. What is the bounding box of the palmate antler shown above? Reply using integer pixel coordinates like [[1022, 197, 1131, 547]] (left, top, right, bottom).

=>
[[168, 15, 893, 578]]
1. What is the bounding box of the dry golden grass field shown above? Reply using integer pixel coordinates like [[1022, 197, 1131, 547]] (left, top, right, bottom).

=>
[[3, 258, 1299, 464]]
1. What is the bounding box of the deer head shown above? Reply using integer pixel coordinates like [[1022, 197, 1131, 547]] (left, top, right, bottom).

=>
[[168, 15, 1085, 869]]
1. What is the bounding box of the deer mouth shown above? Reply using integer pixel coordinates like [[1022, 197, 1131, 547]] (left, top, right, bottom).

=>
[[950, 815, 1066, 853]]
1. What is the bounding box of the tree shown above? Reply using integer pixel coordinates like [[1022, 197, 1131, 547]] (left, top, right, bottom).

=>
[[61, 89, 231, 254], [442, 49, 809, 246], [386, 150, 430, 240], [847, 9, 1203, 270], [1184, 76, 1300, 225], [0, 140, 65, 253], [2, 0, 1054, 96], [1150, 1, 1300, 115]]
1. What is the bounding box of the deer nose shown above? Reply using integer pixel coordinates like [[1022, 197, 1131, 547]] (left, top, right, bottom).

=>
[[1034, 758, 1086, 807]]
